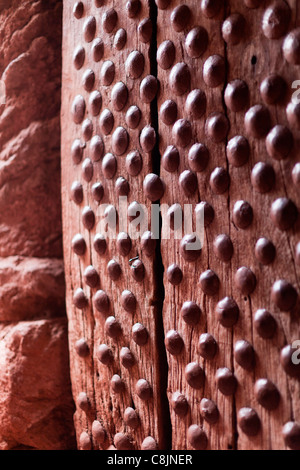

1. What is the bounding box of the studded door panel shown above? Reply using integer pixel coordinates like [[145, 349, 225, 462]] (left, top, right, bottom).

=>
[[61, 0, 300, 450]]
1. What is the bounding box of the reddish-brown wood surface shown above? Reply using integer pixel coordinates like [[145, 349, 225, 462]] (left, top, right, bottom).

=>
[[61, 0, 300, 450]]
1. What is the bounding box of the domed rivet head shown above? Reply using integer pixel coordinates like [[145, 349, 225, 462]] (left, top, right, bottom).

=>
[[130, 259, 145, 282], [167, 264, 183, 285], [251, 162, 275, 193], [160, 100, 178, 126], [117, 232, 132, 257], [111, 82, 128, 111], [271, 279, 298, 311], [135, 379, 152, 400], [112, 127, 129, 156], [172, 119, 193, 148], [187, 425, 208, 450], [89, 91, 102, 116], [199, 270, 220, 296], [114, 28, 127, 50], [102, 8, 118, 33], [180, 301, 201, 326], [97, 344, 113, 365], [254, 378, 280, 410], [282, 422, 300, 450], [94, 290, 110, 314], [185, 89, 206, 119], [72, 234, 86, 256], [132, 323, 148, 346], [121, 290, 137, 313], [71, 181, 83, 205], [157, 40, 176, 70], [114, 433, 132, 451], [203, 54, 225, 87], [111, 374, 125, 393], [92, 38, 104, 62], [126, 150, 143, 176], [105, 316, 122, 339], [84, 265, 99, 288], [169, 63, 191, 96], [71, 95, 86, 124], [140, 75, 158, 103], [280, 345, 300, 379], [185, 26, 208, 58], [79, 432, 91, 450], [245, 104, 272, 138], [170, 5, 191, 32], [233, 200, 253, 229], [91, 182, 104, 203], [71, 139, 84, 165], [234, 340, 255, 370], [125, 50, 145, 79], [126, 0, 141, 18], [155, 0, 171, 9], [143, 173, 165, 201], [222, 14, 246, 45], [73, 2, 84, 19], [115, 177, 130, 197], [126, 105, 141, 129], [162, 146, 180, 173], [292, 163, 300, 187], [141, 231, 156, 257], [206, 113, 229, 143], [216, 368, 237, 395], [73, 46, 85, 70], [99, 109, 114, 135], [262, 1, 290, 39], [138, 18, 153, 43], [82, 206, 95, 230], [213, 234, 233, 262], [200, 398, 219, 424], [101, 60, 115, 86], [180, 234, 202, 262], [75, 338, 90, 358], [107, 260, 122, 281], [254, 309, 277, 339], [260, 74, 286, 104], [77, 392, 91, 413], [201, 0, 222, 18], [195, 201, 215, 227], [235, 266, 256, 295], [255, 237, 276, 265], [141, 437, 157, 450], [185, 362, 205, 389], [199, 333, 217, 360], [179, 170, 198, 196], [188, 143, 209, 172], [82, 158, 93, 182], [92, 420, 106, 445], [238, 408, 261, 436], [82, 68, 95, 91], [73, 288, 88, 309], [283, 28, 300, 64], [140, 126, 156, 152], [82, 119, 93, 141], [266, 125, 293, 160], [93, 234, 107, 256], [165, 330, 184, 355], [124, 407, 139, 429], [210, 167, 230, 194], [227, 135, 250, 167], [286, 101, 300, 129], [270, 198, 298, 231], [83, 16, 96, 43], [171, 391, 189, 417], [225, 79, 249, 112], [216, 297, 239, 327]]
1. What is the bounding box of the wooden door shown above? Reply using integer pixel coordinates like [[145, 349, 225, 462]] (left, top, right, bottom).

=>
[[61, 0, 300, 450]]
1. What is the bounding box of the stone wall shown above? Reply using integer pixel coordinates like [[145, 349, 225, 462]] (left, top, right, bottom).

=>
[[0, 0, 75, 450]]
